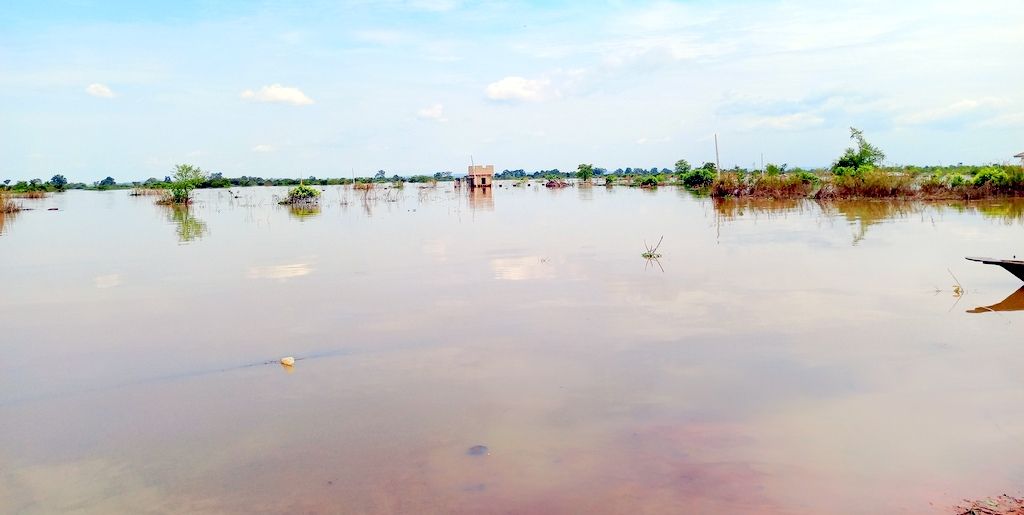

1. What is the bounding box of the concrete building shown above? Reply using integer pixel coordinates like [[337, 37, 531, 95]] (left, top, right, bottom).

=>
[[465, 165, 494, 187]]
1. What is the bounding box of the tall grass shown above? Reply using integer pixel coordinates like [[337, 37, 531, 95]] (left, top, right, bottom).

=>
[[710, 172, 817, 198], [12, 190, 47, 199], [710, 165, 1024, 200], [129, 187, 164, 196], [817, 170, 914, 199], [1, 191, 21, 213]]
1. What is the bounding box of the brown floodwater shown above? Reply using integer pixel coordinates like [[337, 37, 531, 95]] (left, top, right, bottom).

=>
[[1, 184, 1023, 514]]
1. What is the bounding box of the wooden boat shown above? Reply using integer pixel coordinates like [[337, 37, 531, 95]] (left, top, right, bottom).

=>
[[966, 257, 1024, 281]]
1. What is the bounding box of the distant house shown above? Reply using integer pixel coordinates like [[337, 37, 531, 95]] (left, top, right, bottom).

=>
[[1016, 152, 1024, 166], [465, 165, 494, 188]]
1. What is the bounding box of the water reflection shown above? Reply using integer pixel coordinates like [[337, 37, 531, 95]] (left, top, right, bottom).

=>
[[970, 201, 1024, 225], [491, 256, 553, 281], [246, 263, 313, 280], [967, 287, 1024, 314], [7, 188, 1024, 514], [166, 205, 207, 243], [0, 209, 15, 236], [712, 198, 804, 221], [817, 201, 921, 245], [712, 199, 1024, 245], [287, 204, 321, 220], [467, 187, 494, 211], [576, 183, 594, 202]]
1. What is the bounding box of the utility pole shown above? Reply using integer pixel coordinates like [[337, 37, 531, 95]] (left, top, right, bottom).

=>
[[714, 133, 721, 178]]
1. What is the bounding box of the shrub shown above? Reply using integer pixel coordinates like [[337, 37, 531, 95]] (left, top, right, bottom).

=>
[[281, 183, 321, 204], [635, 175, 659, 188], [680, 167, 715, 188], [750, 174, 815, 198], [794, 171, 819, 184], [972, 167, 1009, 188], [710, 173, 743, 197]]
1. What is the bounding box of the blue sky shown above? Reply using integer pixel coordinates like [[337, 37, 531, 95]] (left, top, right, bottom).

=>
[[1, 0, 1022, 182]]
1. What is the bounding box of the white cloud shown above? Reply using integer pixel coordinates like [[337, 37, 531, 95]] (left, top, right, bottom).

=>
[[896, 98, 1003, 126], [975, 112, 1024, 129], [485, 76, 555, 102], [251, 144, 275, 152], [240, 84, 314, 106], [416, 103, 447, 122], [85, 83, 114, 98], [742, 112, 825, 131]]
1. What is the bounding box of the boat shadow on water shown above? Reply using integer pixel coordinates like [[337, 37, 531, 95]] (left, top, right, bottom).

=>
[[967, 287, 1024, 314]]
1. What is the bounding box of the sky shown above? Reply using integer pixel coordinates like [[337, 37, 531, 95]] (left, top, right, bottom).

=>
[[1, 0, 1023, 182]]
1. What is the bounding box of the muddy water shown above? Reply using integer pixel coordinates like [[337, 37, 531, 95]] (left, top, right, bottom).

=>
[[1, 184, 1023, 514]]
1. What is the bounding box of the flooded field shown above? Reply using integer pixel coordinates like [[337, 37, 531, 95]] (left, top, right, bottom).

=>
[[2, 183, 1023, 514]]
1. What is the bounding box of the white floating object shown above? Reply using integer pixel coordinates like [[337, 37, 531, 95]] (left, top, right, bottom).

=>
[[280, 356, 295, 366]]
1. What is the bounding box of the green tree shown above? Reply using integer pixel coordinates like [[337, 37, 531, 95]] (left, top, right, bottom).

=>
[[98, 176, 116, 187], [674, 159, 691, 175], [374, 170, 387, 181], [576, 163, 594, 182], [50, 174, 68, 191], [169, 164, 206, 204], [833, 127, 885, 175]]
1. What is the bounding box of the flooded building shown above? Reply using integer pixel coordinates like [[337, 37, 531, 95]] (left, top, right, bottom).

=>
[[465, 165, 494, 188], [1016, 151, 1024, 166]]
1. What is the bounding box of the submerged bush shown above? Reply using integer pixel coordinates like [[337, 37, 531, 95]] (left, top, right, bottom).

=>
[[161, 164, 207, 205], [710, 173, 743, 197], [680, 166, 716, 188], [635, 175, 659, 188], [281, 183, 321, 204]]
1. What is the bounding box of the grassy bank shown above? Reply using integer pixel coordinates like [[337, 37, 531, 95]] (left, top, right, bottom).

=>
[[708, 165, 1024, 200]]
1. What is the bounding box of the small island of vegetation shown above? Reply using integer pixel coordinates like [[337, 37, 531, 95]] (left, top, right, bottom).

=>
[[279, 183, 322, 205]]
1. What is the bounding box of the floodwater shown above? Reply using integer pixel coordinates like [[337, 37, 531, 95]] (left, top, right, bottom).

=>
[[1, 183, 1023, 514]]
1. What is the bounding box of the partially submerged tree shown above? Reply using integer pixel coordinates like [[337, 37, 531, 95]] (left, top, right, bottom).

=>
[[576, 163, 594, 183], [168, 164, 207, 204], [833, 127, 885, 176]]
